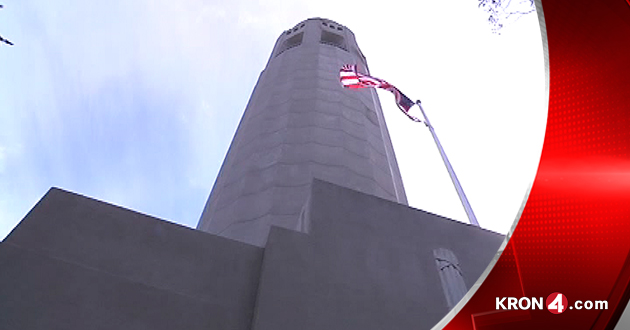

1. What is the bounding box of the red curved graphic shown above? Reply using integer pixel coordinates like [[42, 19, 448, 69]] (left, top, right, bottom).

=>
[[443, 0, 630, 329]]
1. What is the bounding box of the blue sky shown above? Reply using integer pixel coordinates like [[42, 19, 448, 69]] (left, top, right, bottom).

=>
[[0, 0, 546, 239]]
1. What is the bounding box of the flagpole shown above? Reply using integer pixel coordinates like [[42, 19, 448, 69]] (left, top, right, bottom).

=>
[[416, 100, 480, 227]]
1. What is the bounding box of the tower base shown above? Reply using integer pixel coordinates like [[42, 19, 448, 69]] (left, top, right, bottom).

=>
[[1, 180, 503, 330]]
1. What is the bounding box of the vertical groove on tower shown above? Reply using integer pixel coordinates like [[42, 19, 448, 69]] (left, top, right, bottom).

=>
[[197, 18, 407, 246]]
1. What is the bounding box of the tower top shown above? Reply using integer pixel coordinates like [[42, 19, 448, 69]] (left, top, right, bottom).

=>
[[266, 18, 369, 73]]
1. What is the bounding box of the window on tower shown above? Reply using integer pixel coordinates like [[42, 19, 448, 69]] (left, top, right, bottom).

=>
[[276, 32, 304, 57], [320, 30, 347, 51]]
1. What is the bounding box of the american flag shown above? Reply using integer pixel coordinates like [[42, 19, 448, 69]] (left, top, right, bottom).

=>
[[339, 64, 421, 122]]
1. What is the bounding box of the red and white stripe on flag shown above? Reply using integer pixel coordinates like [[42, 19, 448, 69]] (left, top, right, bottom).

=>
[[340, 64, 387, 89], [339, 64, 422, 123]]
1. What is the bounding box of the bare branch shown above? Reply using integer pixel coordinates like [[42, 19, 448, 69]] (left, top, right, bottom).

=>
[[0, 4, 14, 46], [0, 35, 13, 46], [478, 0, 535, 34]]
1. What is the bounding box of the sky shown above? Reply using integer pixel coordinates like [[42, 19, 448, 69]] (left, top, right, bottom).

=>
[[0, 0, 547, 240]]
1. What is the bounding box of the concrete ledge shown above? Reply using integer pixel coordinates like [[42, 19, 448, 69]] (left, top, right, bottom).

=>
[[3, 188, 264, 330], [250, 179, 504, 330]]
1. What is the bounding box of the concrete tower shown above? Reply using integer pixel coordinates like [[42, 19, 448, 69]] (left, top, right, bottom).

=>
[[2, 18, 505, 330], [198, 18, 407, 246]]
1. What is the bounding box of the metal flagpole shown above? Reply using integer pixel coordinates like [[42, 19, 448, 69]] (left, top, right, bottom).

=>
[[415, 100, 480, 227]]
